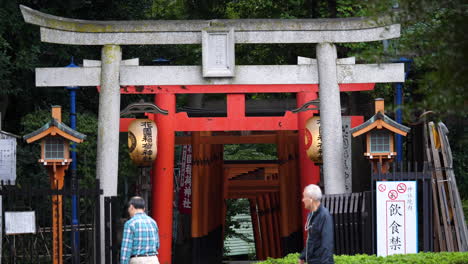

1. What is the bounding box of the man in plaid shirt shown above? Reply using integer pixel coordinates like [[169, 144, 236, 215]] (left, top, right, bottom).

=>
[[120, 196, 160, 264]]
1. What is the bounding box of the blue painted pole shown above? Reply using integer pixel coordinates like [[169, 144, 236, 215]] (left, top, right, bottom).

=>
[[394, 57, 412, 162], [66, 58, 80, 264]]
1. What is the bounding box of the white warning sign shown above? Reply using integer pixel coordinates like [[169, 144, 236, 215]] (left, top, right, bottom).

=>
[[376, 181, 417, 256]]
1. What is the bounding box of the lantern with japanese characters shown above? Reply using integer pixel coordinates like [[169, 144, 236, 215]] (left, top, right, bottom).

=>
[[128, 119, 157, 167], [304, 116, 322, 163]]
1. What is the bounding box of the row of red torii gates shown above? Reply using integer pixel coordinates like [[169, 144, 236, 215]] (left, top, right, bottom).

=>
[[119, 84, 367, 262]]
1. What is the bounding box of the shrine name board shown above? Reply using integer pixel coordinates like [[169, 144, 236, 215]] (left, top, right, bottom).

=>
[[0, 138, 16, 184], [202, 28, 235, 77], [376, 181, 417, 256], [178, 144, 192, 214]]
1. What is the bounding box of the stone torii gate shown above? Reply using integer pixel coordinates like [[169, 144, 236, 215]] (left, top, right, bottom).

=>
[[21, 5, 404, 264]]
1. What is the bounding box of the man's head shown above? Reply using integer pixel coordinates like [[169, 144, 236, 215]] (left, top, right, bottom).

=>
[[302, 184, 322, 212], [127, 196, 146, 217]]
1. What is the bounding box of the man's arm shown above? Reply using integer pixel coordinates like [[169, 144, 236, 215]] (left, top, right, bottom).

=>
[[320, 213, 334, 263], [120, 222, 133, 264]]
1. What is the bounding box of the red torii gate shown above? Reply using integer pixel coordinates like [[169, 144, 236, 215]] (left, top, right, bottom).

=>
[[118, 83, 370, 262]]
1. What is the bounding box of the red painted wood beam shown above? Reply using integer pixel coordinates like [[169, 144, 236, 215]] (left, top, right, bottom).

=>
[[228, 94, 245, 118], [121, 114, 297, 131], [173, 112, 298, 131], [115, 83, 374, 94], [120, 114, 364, 132], [151, 94, 175, 264]]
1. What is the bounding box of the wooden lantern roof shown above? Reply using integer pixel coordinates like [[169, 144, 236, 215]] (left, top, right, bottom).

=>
[[350, 98, 410, 137], [23, 106, 86, 144]]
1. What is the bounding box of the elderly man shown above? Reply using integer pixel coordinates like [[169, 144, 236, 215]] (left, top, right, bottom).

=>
[[298, 184, 334, 264], [120, 196, 160, 264]]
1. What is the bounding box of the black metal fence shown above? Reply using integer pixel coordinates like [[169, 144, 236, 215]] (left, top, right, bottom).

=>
[[0, 180, 102, 264], [104, 196, 123, 264], [323, 191, 373, 255]]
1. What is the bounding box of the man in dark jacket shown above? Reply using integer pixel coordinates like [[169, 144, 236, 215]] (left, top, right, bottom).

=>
[[298, 184, 334, 264]]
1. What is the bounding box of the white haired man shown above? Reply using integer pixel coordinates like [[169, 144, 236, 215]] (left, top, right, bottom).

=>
[[298, 184, 334, 264]]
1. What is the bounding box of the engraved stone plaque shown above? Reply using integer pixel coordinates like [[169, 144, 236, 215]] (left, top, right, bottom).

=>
[[202, 28, 235, 77]]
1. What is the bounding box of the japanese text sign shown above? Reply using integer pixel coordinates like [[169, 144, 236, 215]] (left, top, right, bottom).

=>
[[376, 181, 417, 256], [178, 145, 192, 214], [5, 211, 36, 234], [0, 138, 16, 184]]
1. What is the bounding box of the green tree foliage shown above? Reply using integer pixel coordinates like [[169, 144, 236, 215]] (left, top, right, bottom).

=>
[[224, 144, 277, 160], [360, 0, 467, 198], [448, 121, 468, 199], [362, 0, 467, 118]]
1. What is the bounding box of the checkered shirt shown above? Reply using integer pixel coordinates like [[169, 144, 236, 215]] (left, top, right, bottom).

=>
[[120, 212, 159, 264]]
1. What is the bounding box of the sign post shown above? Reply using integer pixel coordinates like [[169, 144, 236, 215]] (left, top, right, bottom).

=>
[[376, 181, 417, 256]]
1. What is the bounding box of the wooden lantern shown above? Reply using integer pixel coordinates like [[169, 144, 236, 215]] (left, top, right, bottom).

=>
[[350, 99, 410, 173], [23, 106, 85, 264]]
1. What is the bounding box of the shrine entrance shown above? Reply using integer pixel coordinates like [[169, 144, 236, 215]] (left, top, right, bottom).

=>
[[119, 90, 365, 263], [21, 5, 405, 263]]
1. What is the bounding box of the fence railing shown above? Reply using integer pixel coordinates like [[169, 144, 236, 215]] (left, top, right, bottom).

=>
[[104, 196, 122, 264], [323, 192, 372, 255], [0, 180, 102, 264]]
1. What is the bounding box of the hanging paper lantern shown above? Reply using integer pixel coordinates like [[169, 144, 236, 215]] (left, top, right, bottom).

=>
[[304, 116, 322, 163], [128, 119, 157, 166]]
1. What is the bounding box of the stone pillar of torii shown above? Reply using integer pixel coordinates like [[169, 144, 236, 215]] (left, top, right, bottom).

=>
[[21, 5, 404, 263]]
